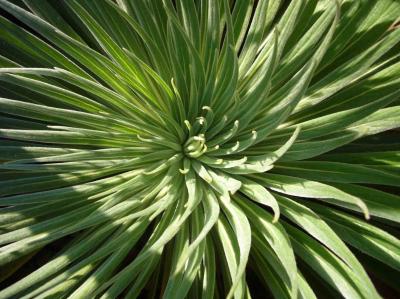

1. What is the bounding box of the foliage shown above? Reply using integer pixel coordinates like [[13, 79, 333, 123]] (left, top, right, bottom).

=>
[[0, 0, 399, 298]]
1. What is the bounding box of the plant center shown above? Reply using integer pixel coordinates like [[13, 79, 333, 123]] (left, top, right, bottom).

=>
[[183, 134, 207, 158]]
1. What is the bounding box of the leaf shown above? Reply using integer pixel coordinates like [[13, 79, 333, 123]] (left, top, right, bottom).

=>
[[252, 173, 370, 219], [239, 176, 280, 222], [224, 127, 299, 174], [219, 197, 251, 299], [327, 183, 400, 223], [273, 161, 400, 187], [276, 195, 380, 299], [236, 195, 297, 298], [319, 210, 400, 271], [287, 224, 374, 299]]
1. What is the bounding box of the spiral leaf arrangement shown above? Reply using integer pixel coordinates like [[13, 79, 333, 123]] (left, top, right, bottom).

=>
[[0, 0, 399, 298]]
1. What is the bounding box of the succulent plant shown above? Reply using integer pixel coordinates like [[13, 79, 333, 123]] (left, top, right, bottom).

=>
[[0, 0, 399, 298]]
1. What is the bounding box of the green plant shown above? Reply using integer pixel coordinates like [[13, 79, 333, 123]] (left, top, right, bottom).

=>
[[0, 0, 399, 298]]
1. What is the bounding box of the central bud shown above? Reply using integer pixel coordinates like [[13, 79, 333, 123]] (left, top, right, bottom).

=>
[[184, 134, 207, 158]]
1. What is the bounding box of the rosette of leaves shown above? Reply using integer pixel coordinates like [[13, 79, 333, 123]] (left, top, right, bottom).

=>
[[0, 0, 399, 298]]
